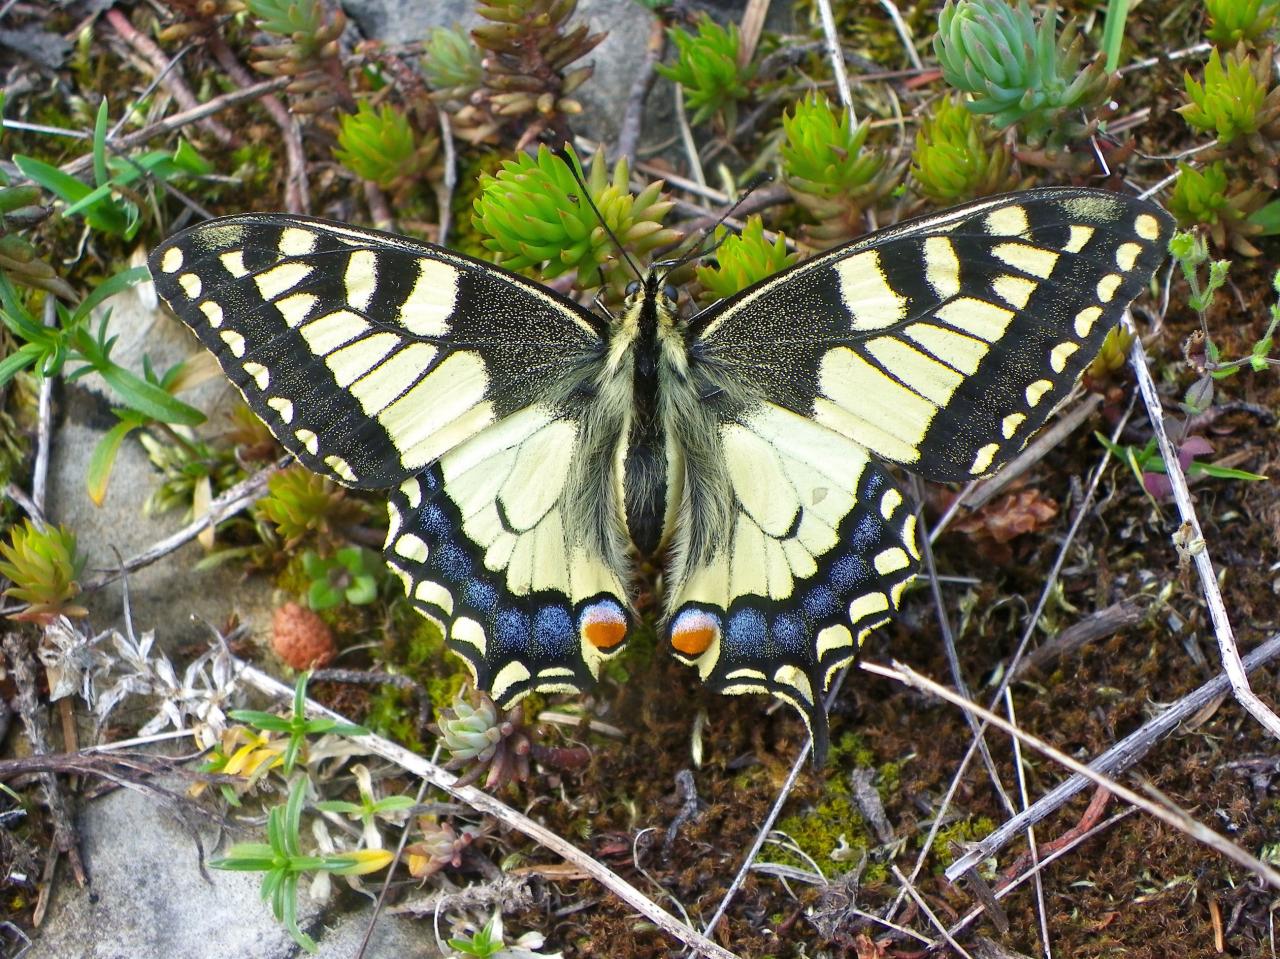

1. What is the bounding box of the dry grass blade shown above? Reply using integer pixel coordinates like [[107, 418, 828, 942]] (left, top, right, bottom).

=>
[[1126, 331, 1280, 739], [946, 630, 1280, 880], [863, 660, 1280, 889]]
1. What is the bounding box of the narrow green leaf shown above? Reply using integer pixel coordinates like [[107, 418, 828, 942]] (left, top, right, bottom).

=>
[[92, 99, 111, 189], [94, 363, 203, 425], [1100, 0, 1130, 73], [86, 418, 140, 506]]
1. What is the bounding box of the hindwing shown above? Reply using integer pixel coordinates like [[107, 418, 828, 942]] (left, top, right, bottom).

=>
[[384, 404, 632, 704], [666, 403, 917, 755]]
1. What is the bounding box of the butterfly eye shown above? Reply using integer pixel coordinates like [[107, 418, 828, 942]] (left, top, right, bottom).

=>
[[625, 280, 642, 297], [662, 284, 679, 302]]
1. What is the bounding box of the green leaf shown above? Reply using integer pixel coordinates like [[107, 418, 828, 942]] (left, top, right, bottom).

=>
[[86, 417, 142, 506], [1100, 0, 1130, 73], [73, 266, 150, 324], [0, 342, 41, 389], [94, 362, 203, 425], [92, 99, 111, 189], [1247, 198, 1280, 236], [1187, 462, 1268, 482]]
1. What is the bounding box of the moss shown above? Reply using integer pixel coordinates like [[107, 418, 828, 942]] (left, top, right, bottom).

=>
[[929, 815, 999, 871], [825, 730, 877, 772], [772, 792, 873, 876]]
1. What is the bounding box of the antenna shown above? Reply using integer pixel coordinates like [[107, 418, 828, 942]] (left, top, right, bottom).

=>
[[656, 173, 775, 282], [555, 145, 643, 283]]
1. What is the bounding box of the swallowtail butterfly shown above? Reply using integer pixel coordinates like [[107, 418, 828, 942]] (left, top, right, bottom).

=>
[[149, 188, 1171, 762]]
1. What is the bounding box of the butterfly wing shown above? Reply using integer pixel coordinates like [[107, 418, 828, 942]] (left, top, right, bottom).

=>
[[150, 215, 631, 702], [689, 189, 1174, 481], [669, 189, 1172, 757], [149, 215, 606, 488]]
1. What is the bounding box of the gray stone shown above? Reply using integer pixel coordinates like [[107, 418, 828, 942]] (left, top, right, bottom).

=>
[[28, 784, 441, 959]]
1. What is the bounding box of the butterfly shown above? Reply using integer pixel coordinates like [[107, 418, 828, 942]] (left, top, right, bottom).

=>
[[149, 187, 1172, 763]]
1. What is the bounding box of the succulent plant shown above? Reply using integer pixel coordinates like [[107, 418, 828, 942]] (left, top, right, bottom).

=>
[[405, 817, 475, 878], [155, 0, 247, 44], [473, 145, 680, 294], [910, 95, 1019, 204], [780, 93, 895, 247], [1202, 0, 1280, 48], [1168, 161, 1268, 256], [423, 25, 484, 108], [432, 689, 531, 790], [246, 0, 350, 114], [255, 465, 368, 548], [656, 14, 755, 129], [933, 0, 1113, 148], [694, 216, 797, 304], [0, 520, 87, 624], [1179, 44, 1280, 184], [458, 0, 604, 147], [333, 101, 440, 199]]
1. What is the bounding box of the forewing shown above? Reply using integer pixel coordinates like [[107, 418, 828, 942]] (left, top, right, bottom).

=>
[[385, 404, 632, 705], [149, 214, 604, 489], [690, 188, 1173, 482]]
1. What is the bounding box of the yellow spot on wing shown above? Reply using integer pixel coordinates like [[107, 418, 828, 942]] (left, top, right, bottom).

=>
[[348, 342, 440, 416], [865, 337, 964, 407], [399, 260, 458, 337], [295, 428, 319, 455], [1134, 213, 1160, 240], [874, 547, 910, 575], [1116, 242, 1142, 271], [276, 292, 317, 328], [991, 275, 1036, 310], [219, 330, 246, 357], [267, 397, 294, 423], [178, 273, 201, 299], [934, 297, 1015, 342], [993, 242, 1058, 279], [219, 251, 247, 278], [301, 310, 370, 357], [970, 442, 1000, 475], [278, 227, 317, 256], [345, 249, 378, 311], [1073, 306, 1102, 337], [1064, 225, 1094, 253], [848, 592, 889, 625], [905, 323, 988, 375], [1050, 341, 1080, 372], [1025, 379, 1053, 407], [450, 616, 486, 657], [924, 237, 960, 299], [835, 251, 908, 330], [816, 623, 854, 659], [159, 247, 183, 273], [491, 660, 532, 704], [255, 262, 312, 302], [1097, 274, 1122, 302], [199, 301, 224, 328], [985, 205, 1028, 235]]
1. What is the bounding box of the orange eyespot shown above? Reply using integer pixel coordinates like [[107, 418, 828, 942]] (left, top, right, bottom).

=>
[[583, 618, 626, 650], [671, 624, 716, 656]]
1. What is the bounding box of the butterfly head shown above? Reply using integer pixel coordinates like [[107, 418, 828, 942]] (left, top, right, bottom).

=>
[[623, 273, 680, 315]]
